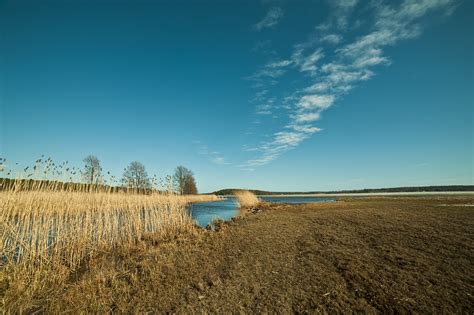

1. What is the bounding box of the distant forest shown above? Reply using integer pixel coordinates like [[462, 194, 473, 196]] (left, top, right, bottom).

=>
[[213, 185, 474, 195]]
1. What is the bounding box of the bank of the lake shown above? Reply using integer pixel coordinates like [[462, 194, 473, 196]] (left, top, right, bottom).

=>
[[190, 195, 336, 227], [19, 195, 474, 313], [262, 191, 474, 197]]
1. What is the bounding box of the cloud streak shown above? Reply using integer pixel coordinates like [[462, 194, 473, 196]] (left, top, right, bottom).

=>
[[242, 0, 456, 169], [196, 142, 231, 166], [255, 7, 284, 31]]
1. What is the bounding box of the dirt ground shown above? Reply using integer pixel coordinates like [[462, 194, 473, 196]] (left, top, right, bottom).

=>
[[10, 196, 474, 313]]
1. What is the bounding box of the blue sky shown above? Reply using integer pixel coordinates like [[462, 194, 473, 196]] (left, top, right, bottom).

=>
[[0, 0, 472, 192]]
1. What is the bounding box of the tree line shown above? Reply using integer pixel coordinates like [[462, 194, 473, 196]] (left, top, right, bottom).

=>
[[82, 155, 198, 194]]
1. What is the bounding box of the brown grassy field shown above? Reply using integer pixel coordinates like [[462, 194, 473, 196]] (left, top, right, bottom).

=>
[[2, 195, 473, 312]]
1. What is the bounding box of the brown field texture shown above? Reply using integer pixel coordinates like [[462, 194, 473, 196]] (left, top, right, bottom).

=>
[[1, 196, 473, 313]]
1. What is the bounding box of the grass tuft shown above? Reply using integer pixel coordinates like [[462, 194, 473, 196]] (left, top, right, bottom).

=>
[[234, 190, 260, 208]]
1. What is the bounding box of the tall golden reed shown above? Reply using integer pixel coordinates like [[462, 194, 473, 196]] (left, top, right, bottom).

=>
[[0, 159, 221, 312], [234, 190, 260, 208], [0, 182, 220, 270]]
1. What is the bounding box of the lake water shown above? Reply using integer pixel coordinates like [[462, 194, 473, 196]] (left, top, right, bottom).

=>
[[189, 196, 335, 227]]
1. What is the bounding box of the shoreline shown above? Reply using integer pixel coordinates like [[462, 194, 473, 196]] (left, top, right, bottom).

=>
[[3, 195, 473, 312], [257, 191, 474, 197]]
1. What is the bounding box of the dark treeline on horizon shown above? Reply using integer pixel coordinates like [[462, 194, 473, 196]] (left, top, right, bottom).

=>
[[213, 185, 474, 195]]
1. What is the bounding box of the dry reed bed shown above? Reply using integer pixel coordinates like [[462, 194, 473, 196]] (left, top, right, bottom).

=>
[[1, 190, 220, 269], [0, 189, 220, 312]]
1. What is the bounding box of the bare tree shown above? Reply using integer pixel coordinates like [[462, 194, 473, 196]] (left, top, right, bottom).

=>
[[82, 155, 102, 184], [183, 175, 198, 195], [173, 166, 197, 194], [122, 161, 151, 189]]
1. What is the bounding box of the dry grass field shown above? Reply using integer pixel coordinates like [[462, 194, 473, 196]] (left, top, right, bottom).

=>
[[2, 195, 473, 313]]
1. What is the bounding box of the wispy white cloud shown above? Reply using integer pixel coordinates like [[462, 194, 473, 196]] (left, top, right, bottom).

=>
[[274, 131, 307, 146], [246, 48, 327, 119], [292, 112, 321, 123], [321, 33, 343, 44], [297, 94, 335, 110], [256, 102, 273, 115], [255, 7, 284, 31], [304, 82, 330, 93], [266, 59, 293, 68], [242, 124, 321, 169], [211, 156, 231, 166], [335, 0, 359, 9], [299, 49, 324, 75], [289, 125, 322, 133], [250, 89, 268, 103], [249, 67, 286, 80], [290, 48, 325, 75], [240, 0, 457, 169], [196, 142, 231, 166], [242, 144, 260, 152], [330, 0, 359, 30], [352, 48, 391, 68]]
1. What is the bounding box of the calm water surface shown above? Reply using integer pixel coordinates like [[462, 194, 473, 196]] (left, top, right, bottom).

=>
[[189, 196, 335, 227], [189, 198, 239, 227]]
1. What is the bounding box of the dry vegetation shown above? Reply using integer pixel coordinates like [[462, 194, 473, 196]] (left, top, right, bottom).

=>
[[0, 177, 220, 312], [234, 190, 260, 208], [0, 157, 471, 312], [1, 196, 472, 312]]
